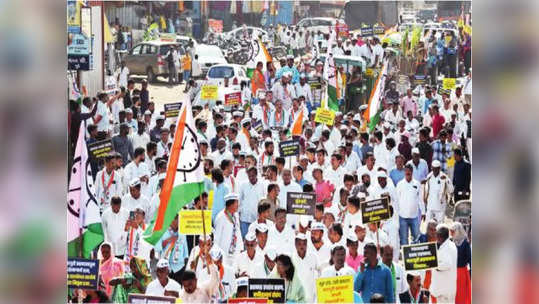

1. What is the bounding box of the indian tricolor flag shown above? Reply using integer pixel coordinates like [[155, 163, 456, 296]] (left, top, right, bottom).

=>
[[144, 99, 205, 245], [363, 60, 388, 132]]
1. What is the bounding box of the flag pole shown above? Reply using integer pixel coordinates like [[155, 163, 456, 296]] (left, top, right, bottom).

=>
[[201, 207, 210, 274]]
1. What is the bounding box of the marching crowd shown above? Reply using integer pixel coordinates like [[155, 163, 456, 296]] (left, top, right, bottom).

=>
[[68, 21, 472, 304]]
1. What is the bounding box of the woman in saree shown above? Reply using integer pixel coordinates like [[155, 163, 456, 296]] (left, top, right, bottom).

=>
[[98, 242, 124, 297], [109, 256, 152, 303]]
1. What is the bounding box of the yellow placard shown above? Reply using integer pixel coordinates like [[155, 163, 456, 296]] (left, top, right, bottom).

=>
[[314, 108, 336, 126], [365, 68, 374, 77], [179, 210, 212, 235], [201, 85, 219, 100], [316, 275, 354, 303], [443, 78, 456, 90]]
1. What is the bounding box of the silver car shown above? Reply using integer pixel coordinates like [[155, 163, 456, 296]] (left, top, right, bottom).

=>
[[123, 40, 186, 83]]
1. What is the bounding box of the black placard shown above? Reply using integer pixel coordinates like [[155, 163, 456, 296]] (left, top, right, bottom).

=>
[[286, 192, 316, 216], [360, 197, 390, 224], [253, 119, 263, 133], [279, 140, 300, 157], [67, 258, 99, 289], [87, 139, 113, 160], [361, 27, 373, 37], [68, 54, 91, 71], [402, 242, 438, 271], [164, 102, 183, 118], [248, 278, 285, 303]]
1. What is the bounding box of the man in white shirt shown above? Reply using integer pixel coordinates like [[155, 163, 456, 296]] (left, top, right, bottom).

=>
[[277, 169, 302, 210], [294, 74, 313, 108], [371, 37, 385, 67], [430, 224, 458, 303], [325, 153, 346, 188], [214, 193, 244, 267], [272, 74, 295, 111], [251, 247, 278, 278], [116, 61, 130, 88], [235, 232, 264, 277], [156, 128, 171, 159], [395, 165, 424, 245], [292, 233, 319, 303], [357, 152, 378, 184], [210, 138, 233, 167], [93, 93, 111, 137], [124, 147, 150, 194], [267, 208, 295, 255], [308, 221, 331, 270], [252, 92, 274, 129], [101, 196, 129, 258], [320, 244, 355, 277], [95, 154, 123, 211], [146, 259, 182, 297], [423, 160, 453, 223], [122, 179, 151, 217], [369, 171, 397, 205], [238, 167, 266, 238]]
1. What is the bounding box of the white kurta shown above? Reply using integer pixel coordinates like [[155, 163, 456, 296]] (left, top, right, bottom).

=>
[[214, 210, 244, 266], [121, 193, 151, 215], [430, 239, 458, 298], [308, 241, 332, 271], [235, 250, 264, 277], [101, 207, 129, 256], [145, 277, 182, 296], [178, 264, 220, 303], [267, 224, 295, 255], [292, 251, 320, 303], [94, 169, 123, 210], [320, 264, 356, 278]]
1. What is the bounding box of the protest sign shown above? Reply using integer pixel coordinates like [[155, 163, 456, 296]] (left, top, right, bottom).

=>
[[248, 278, 285, 304], [286, 192, 316, 216], [128, 294, 176, 303], [67, 258, 99, 289], [164, 102, 183, 118], [402, 242, 438, 271], [316, 275, 354, 303], [278, 140, 300, 157], [253, 120, 263, 133], [314, 108, 335, 126], [373, 26, 385, 35], [87, 139, 113, 160], [360, 197, 390, 224], [68, 33, 91, 55], [68, 54, 91, 71], [179, 210, 212, 235], [443, 78, 456, 90], [201, 85, 219, 100], [414, 74, 427, 86], [225, 92, 242, 106], [360, 26, 373, 37], [228, 298, 268, 304]]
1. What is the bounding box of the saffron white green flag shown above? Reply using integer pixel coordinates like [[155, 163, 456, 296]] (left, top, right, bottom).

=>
[[144, 99, 205, 245], [364, 60, 388, 131]]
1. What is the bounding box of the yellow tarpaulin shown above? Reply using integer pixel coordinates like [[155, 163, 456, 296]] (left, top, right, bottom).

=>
[[103, 14, 113, 43]]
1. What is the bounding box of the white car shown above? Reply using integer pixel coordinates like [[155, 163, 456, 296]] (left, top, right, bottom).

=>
[[296, 17, 346, 35], [222, 26, 268, 41], [194, 44, 228, 76], [206, 64, 249, 88]]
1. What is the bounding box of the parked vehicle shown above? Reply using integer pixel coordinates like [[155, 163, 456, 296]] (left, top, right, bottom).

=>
[[205, 64, 249, 87], [195, 44, 228, 76], [296, 17, 346, 35], [123, 40, 186, 83]]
